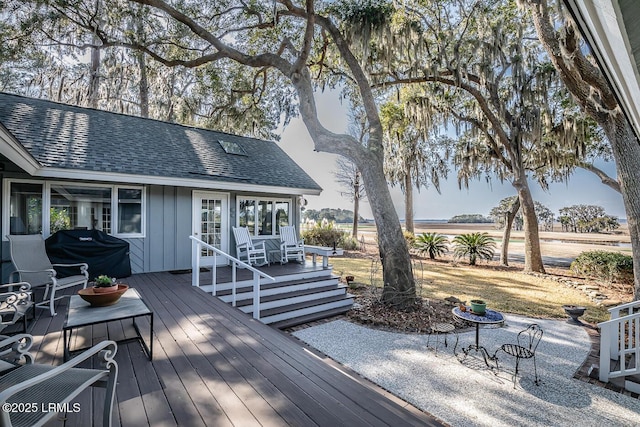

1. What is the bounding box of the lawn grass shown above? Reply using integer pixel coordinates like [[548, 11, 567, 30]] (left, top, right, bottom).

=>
[[331, 256, 613, 324]]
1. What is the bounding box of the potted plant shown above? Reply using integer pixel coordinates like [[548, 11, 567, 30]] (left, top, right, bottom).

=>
[[92, 275, 118, 294], [470, 299, 487, 315]]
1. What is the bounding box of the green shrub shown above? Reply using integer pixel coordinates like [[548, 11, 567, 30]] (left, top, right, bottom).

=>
[[414, 232, 449, 260], [452, 232, 496, 265], [570, 251, 634, 284], [339, 235, 360, 251], [301, 219, 345, 247]]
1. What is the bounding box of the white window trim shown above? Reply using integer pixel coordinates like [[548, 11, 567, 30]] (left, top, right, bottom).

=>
[[236, 196, 293, 238], [3, 179, 146, 240]]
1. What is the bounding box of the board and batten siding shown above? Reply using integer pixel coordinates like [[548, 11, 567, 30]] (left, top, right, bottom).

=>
[[139, 185, 193, 274]]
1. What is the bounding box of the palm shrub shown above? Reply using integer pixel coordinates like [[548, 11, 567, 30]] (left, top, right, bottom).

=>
[[452, 232, 496, 265], [414, 232, 449, 260]]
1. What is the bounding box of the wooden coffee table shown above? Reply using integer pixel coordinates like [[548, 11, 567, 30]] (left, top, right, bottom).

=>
[[63, 288, 153, 361]]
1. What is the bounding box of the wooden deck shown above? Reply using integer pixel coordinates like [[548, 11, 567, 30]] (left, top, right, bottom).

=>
[[15, 271, 442, 427]]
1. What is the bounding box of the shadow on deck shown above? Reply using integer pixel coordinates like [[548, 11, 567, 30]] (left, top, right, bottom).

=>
[[15, 271, 441, 426]]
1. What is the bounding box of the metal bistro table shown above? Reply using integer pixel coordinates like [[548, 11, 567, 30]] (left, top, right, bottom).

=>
[[63, 288, 153, 361], [452, 306, 504, 367]]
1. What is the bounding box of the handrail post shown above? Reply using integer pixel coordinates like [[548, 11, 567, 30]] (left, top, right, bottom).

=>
[[212, 254, 217, 297], [253, 271, 260, 320], [192, 240, 200, 287], [600, 321, 611, 382], [232, 262, 237, 307]]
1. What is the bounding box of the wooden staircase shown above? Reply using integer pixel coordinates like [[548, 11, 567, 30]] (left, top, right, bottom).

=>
[[207, 265, 354, 329]]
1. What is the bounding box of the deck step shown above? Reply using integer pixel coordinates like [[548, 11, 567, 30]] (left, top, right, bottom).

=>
[[216, 276, 338, 301], [625, 374, 640, 394], [258, 294, 354, 325], [270, 306, 353, 329], [235, 284, 347, 308]]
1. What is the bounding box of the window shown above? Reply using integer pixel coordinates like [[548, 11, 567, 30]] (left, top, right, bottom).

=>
[[237, 197, 291, 236], [3, 180, 145, 238], [117, 188, 142, 234], [9, 182, 43, 235], [50, 184, 112, 233], [238, 199, 255, 231], [218, 140, 247, 156]]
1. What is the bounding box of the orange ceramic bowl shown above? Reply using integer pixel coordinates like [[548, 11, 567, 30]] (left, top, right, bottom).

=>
[[78, 284, 129, 307]]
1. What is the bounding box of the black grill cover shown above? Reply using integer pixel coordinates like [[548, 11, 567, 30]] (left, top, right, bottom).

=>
[[45, 230, 131, 280]]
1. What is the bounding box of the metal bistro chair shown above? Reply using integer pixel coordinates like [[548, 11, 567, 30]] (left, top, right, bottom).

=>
[[494, 323, 543, 387], [7, 235, 88, 316], [426, 322, 458, 355], [232, 227, 269, 266], [280, 225, 305, 263]]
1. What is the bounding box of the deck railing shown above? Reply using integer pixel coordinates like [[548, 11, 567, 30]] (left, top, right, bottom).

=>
[[189, 236, 275, 319], [599, 300, 640, 382]]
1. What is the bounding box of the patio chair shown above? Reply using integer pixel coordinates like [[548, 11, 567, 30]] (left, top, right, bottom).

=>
[[280, 225, 305, 263], [0, 334, 118, 427], [493, 323, 543, 387], [426, 322, 458, 355], [7, 234, 89, 317], [232, 227, 268, 266], [0, 283, 34, 335]]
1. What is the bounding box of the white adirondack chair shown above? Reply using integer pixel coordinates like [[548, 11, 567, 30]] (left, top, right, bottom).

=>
[[280, 225, 305, 263], [232, 227, 269, 266]]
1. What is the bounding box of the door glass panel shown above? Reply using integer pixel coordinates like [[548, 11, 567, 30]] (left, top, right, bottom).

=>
[[200, 199, 222, 257]]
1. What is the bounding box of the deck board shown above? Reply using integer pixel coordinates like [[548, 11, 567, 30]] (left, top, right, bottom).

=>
[[10, 271, 442, 427]]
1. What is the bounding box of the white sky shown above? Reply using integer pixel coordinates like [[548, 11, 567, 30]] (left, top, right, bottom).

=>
[[277, 90, 627, 220]]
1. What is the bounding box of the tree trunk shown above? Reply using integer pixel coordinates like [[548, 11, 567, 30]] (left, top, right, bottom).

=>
[[404, 173, 414, 233], [135, 10, 149, 118], [359, 153, 416, 308], [500, 197, 520, 266], [513, 176, 545, 273], [290, 69, 416, 308], [88, 42, 100, 109], [352, 175, 360, 239], [602, 115, 640, 300]]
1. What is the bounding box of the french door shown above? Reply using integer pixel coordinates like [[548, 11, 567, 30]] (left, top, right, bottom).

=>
[[192, 191, 229, 266]]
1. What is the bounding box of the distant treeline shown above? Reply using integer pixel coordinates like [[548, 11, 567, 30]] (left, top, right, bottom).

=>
[[303, 208, 366, 224], [448, 214, 493, 224]]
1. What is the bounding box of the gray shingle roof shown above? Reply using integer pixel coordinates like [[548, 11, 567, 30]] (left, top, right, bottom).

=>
[[0, 92, 322, 192]]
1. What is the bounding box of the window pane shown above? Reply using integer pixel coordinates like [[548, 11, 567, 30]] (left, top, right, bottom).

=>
[[257, 200, 273, 236], [50, 185, 112, 233], [118, 188, 142, 234], [9, 182, 43, 235], [238, 200, 256, 235], [275, 202, 290, 234]]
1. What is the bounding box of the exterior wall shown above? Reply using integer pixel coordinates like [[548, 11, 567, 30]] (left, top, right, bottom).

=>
[[0, 168, 304, 278]]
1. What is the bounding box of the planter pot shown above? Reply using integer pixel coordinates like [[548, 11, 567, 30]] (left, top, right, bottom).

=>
[[79, 284, 129, 307], [562, 305, 586, 325], [470, 299, 486, 315], [92, 284, 119, 294]]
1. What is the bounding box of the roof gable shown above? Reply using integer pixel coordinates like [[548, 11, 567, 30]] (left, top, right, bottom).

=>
[[0, 92, 322, 193]]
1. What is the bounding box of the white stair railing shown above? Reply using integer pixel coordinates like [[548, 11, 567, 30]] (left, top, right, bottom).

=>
[[599, 300, 640, 382], [190, 236, 275, 320]]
